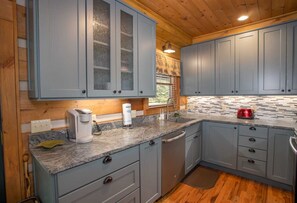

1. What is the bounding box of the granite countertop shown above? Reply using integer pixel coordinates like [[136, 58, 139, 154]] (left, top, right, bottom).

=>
[[29, 113, 297, 175]]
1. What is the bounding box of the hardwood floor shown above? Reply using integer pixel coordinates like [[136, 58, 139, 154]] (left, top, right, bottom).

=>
[[158, 167, 293, 203]]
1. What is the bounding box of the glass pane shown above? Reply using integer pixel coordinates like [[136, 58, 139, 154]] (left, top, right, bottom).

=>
[[149, 84, 172, 106], [120, 11, 134, 91], [93, 0, 111, 90]]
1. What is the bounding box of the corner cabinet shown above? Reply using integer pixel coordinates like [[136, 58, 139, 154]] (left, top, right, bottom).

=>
[[287, 21, 297, 94], [28, 0, 156, 99]]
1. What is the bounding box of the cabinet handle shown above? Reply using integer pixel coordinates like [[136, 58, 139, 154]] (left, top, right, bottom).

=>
[[281, 89, 285, 92], [140, 91, 143, 94], [234, 127, 237, 129], [231, 90, 234, 93], [248, 148, 256, 153], [194, 135, 199, 139], [248, 159, 255, 164], [288, 89, 291, 92], [103, 176, 113, 184], [249, 138, 256, 142], [103, 156, 112, 164], [113, 90, 117, 94], [198, 91, 201, 94], [235, 90, 238, 93], [118, 90, 122, 94], [82, 90, 86, 94], [249, 126, 256, 131], [195, 92, 198, 94], [149, 140, 155, 146]]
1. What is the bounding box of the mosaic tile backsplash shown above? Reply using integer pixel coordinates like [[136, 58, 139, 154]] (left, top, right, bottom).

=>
[[187, 96, 297, 121]]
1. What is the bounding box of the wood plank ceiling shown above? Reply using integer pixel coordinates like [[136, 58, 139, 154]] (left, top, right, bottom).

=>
[[138, 0, 297, 37]]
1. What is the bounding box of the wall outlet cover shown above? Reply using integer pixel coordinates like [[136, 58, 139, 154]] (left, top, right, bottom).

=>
[[131, 110, 137, 118], [31, 119, 52, 133], [92, 114, 97, 121]]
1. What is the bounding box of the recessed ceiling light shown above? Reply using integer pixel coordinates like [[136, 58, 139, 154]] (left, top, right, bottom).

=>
[[238, 15, 249, 21]]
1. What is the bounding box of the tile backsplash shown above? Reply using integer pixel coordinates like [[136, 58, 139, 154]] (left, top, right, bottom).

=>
[[187, 96, 297, 121]]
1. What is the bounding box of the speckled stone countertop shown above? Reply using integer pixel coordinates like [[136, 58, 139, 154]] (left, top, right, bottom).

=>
[[29, 113, 297, 175]]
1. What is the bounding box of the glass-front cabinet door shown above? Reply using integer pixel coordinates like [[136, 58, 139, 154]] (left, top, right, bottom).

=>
[[116, 2, 138, 96], [87, 0, 116, 97]]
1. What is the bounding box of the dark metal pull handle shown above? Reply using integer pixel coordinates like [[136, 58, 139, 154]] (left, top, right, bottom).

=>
[[281, 89, 285, 92], [248, 148, 256, 153], [234, 127, 237, 129], [288, 89, 291, 92], [103, 156, 112, 164], [149, 140, 155, 146], [82, 90, 86, 94], [103, 176, 113, 184], [249, 138, 256, 142], [113, 90, 117, 94], [194, 135, 198, 139], [195, 92, 198, 94], [231, 90, 234, 93], [248, 159, 255, 164], [198, 91, 201, 94], [118, 90, 122, 94], [249, 126, 256, 131], [235, 90, 238, 93], [140, 91, 143, 94]]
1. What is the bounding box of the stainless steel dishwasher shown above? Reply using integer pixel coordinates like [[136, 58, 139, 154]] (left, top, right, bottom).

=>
[[162, 129, 186, 196]]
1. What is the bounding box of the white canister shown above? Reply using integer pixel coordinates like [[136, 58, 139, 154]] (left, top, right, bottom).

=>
[[122, 103, 132, 126]]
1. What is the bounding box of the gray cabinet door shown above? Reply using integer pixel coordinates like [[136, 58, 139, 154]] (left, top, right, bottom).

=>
[[215, 36, 235, 95], [203, 122, 238, 169], [235, 31, 258, 94], [267, 128, 294, 185], [197, 41, 215, 95], [181, 45, 198, 96], [287, 21, 297, 94], [185, 134, 195, 175], [140, 138, 161, 203], [193, 132, 202, 165], [259, 24, 287, 94], [38, 0, 87, 98], [137, 14, 156, 97]]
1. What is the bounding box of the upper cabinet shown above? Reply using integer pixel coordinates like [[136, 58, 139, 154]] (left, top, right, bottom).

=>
[[287, 21, 297, 94], [28, 0, 156, 99], [259, 24, 287, 94]]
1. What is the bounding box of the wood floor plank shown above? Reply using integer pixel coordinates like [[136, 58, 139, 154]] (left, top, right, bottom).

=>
[[158, 166, 293, 203]]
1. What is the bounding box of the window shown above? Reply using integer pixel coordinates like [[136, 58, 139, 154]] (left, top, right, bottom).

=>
[[149, 74, 176, 107]]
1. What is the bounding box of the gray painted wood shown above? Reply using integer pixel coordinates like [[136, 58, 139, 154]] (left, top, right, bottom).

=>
[[186, 123, 201, 136], [238, 125, 268, 139], [237, 156, 266, 177], [197, 41, 215, 95], [118, 188, 140, 203], [238, 136, 267, 150], [215, 36, 235, 95], [181, 45, 198, 96], [137, 14, 156, 97], [193, 132, 202, 165], [116, 2, 138, 96], [203, 122, 238, 169], [185, 134, 195, 175], [235, 31, 259, 94], [87, 0, 117, 97], [238, 146, 267, 161], [140, 138, 161, 203], [37, 0, 87, 98], [58, 162, 140, 203], [267, 128, 294, 185], [57, 146, 139, 196], [287, 21, 297, 94], [259, 24, 287, 94]]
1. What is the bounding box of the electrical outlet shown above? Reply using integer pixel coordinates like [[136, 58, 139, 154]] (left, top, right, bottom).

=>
[[31, 119, 52, 133], [131, 110, 137, 118], [92, 114, 97, 121]]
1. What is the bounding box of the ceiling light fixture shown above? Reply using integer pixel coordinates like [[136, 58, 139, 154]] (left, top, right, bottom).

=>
[[162, 41, 175, 54], [238, 15, 249, 21]]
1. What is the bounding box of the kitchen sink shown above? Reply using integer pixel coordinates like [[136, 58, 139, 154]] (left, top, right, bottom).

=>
[[167, 117, 196, 123]]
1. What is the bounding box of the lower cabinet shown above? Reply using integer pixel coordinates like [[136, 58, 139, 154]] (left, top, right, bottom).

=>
[[185, 131, 201, 175], [267, 128, 294, 185], [203, 122, 238, 169], [140, 138, 161, 203]]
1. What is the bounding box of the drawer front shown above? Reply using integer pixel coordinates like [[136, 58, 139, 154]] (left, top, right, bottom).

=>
[[58, 146, 139, 196], [238, 136, 267, 150], [239, 125, 268, 139], [118, 188, 140, 203], [58, 162, 140, 203], [237, 157, 266, 177], [186, 122, 201, 136], [238, 146, 267, 161]]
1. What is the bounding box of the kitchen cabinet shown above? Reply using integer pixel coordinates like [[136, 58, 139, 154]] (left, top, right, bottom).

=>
[[203, 122, 238, 169], [235, 31, 259, 94], [267, 128, 294, 185], [27, 0, 87, 99], [215, 36, 235, 95], [185, 131, 201, 175], [259, 24, 287, 94], [140, 138, 161, 203], [287, 21, 297, 94]]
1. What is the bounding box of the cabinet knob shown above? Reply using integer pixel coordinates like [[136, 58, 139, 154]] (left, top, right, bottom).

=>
[[82, 90, 86, 94], [249, 126, 256, 131], [288, 89, 291, 92], [235, 90, 238, 93], [103, 155, 112, 164], [281, 89, 285, 92], [140, 91, 143, 94], [194, 135, 199, 139], [248, 148, 256, 153], [198, 92, 201, 94], [103, 176, 113, 184], [234, 127, 237, 129], [248, 159, 255, 164], [149, 140, 155, 146], [231, 90, 234, 93], [249, 138, 256, 142], [195, 92, 198, 94], [113, 90, 117, 94], [118, 90, 122, 94]]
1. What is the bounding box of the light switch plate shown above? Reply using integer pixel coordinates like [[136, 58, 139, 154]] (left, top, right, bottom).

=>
[[31, 119, 52, 133], [131, 110, 137, 118], [92, 114, 97, 121]]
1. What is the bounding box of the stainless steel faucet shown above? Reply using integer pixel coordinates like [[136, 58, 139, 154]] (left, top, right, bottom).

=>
[[166, 98, 173, 120]]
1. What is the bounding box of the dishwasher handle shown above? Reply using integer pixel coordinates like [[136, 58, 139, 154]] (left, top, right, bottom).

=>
[[289, 136, 297, 155], [162, 131, 186, 143]]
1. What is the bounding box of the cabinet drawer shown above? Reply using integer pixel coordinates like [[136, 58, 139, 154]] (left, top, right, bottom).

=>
[[58, 162, 140, 203], [58, 146, 139, 196], [237, 157, 266, 177], [186, 123, 201, 136], [238, 136, 267, 150], [239, 125, 268, 139], [238, 146, 267, 161], [118, 188, 140, 203]]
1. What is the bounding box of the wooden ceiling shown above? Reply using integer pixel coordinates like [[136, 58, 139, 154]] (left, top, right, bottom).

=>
[[137, 0, 297, 37]]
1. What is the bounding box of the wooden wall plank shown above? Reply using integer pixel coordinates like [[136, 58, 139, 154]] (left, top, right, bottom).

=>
[[17, 5, 26, 39], [19, 60, 27, 81], [0, 0, 13, 22]]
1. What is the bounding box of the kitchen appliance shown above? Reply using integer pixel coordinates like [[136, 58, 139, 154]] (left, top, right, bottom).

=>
[[289, 132, 297, 202], [237, 108, 254, 119], [162, 130, 186, 196], [67, 109, 93, 143], [122, 103, 132, 128]]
